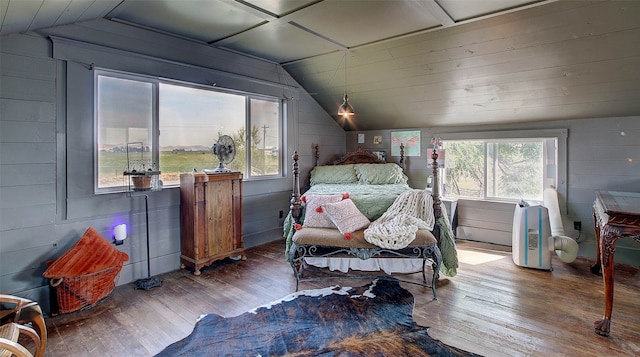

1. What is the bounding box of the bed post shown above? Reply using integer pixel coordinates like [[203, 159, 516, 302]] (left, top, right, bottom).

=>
[[290, 151, 303, 224], [314, 143, 320, 167], [431, 148, 442, 245], [399, 143, 405, 171], [431, 148, 442, 219]]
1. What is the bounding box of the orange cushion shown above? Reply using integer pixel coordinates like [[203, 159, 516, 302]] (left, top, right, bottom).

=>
[[43, 227, 129, 278]]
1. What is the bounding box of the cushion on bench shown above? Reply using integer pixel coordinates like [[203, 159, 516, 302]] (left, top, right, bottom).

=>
[[292, 228, 437, 249]]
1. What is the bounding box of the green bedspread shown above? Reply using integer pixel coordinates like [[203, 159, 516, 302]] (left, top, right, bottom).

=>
[[302, 183, 411, 221]]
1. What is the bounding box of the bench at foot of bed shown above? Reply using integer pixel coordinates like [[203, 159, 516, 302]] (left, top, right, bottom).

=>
[[288, 228, 442, 300]]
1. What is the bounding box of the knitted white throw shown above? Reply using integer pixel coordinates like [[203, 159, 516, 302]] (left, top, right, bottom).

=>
[[364, 189, 435, 249]]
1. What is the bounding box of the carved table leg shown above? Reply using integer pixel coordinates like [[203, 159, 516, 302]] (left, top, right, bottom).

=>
[[594, 227, 618, 337], [590, 213, 602, 275]]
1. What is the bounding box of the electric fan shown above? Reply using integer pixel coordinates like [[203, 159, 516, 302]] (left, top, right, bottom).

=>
[[209, 135, 236, 173]]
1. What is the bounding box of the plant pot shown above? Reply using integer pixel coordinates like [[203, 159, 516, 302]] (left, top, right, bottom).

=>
[[132, 176, 152, 191]]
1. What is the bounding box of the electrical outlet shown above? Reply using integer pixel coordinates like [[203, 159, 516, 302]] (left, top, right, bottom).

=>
[[573, 221, 582, 231], [278, 210, 286, 227]]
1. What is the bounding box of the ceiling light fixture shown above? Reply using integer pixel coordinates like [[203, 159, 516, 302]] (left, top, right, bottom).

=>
[[338, 50, 355, 119]]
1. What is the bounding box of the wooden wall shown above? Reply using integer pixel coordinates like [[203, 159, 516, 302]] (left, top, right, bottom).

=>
[[347, 116, 640, 266], [0, 20, 345, 313]]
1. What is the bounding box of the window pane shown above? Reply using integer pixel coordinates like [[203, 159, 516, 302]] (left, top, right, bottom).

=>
[[158, 84, 245, 185], [249, 98, 281, 176], [97, 75, 153, 189], [443, 139, 547, 201], [443, 141, 485, 198], [487, 142, 543, 201]]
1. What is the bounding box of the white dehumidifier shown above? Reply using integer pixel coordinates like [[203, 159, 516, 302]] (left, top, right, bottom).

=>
[[512, 204, 552, 270]]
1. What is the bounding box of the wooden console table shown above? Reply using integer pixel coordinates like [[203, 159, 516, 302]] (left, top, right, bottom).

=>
[[591, 190, 640, 336]]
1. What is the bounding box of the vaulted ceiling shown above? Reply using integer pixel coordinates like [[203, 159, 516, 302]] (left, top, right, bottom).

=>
[[2, 0, 639, 131]]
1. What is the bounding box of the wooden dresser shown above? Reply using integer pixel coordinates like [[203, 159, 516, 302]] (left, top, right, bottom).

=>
[[179, 172, 244, 275]]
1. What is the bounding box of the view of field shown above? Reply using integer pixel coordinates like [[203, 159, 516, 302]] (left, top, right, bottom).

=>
[[98, 150, 278, 188]]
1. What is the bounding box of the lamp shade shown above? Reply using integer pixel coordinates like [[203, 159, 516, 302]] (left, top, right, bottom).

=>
[[114, 224, 127, 241], [338, 93, 355, 118]]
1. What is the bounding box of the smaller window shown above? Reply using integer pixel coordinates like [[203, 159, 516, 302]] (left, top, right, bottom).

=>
[[249, 97, 282, 177], [96, 73, 155, 191], [442, 138, 555, 202]]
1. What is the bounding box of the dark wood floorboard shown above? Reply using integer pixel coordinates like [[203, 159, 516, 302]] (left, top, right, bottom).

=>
[[44, 238, 640, 356]]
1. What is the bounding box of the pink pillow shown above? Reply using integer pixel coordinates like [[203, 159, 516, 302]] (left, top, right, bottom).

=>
[[322, 198, 370, 235], [302, 194, 343, 228]]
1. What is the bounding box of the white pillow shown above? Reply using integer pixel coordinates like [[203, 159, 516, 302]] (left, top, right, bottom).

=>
[[322, 198, 371, 235], [302, 194, 343, 228]]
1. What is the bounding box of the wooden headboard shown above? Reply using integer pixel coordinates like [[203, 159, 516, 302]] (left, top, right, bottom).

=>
[[313, 144, 405, 169], [333, 148, 385, 165]]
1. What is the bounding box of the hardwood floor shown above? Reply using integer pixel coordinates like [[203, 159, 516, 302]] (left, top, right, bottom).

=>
[[44, 238, 639, 356]]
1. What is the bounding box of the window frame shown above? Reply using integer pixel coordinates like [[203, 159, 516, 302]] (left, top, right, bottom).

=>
[[438, 129, 567, 207], [94, 68, 285, 194], [94, 69, 160, 194], [246, 94, 285, 180], [55, 36, 296, 220]]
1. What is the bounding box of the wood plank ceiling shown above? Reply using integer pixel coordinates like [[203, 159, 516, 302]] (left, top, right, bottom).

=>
[[2, 0, 639, 131]]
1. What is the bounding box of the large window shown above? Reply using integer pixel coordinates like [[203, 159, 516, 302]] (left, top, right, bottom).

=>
[[95, 69, 283, 192], [442, 136, 559, 202]]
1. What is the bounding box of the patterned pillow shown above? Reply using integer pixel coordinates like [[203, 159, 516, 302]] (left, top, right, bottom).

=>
[[302, 194, 344, 228], [322, 198, 371, 235]]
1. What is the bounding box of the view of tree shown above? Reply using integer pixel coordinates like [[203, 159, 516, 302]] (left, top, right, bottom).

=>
[[443, 141, 485, 198], [221, 125, 270, 175], [444, 140, 544, 200], [488, 142, 543, 200]]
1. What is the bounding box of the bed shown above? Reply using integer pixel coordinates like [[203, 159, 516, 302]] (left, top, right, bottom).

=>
[[283, 146, 458, 299]]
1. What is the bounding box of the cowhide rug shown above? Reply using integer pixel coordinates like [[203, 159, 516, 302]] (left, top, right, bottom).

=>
[[156, 278, 481, 356]]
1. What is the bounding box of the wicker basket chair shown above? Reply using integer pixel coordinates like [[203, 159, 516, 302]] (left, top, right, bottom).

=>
[[0, 294, 46, 357]]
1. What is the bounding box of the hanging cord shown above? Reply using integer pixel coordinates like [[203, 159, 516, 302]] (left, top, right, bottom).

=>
[[344, 49, 348, 93], [145, 194, 151, 278], [327, 51, 346, 88]]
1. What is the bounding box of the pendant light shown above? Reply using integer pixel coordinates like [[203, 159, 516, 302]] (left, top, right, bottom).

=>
[[338, 50, 355, 119]]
